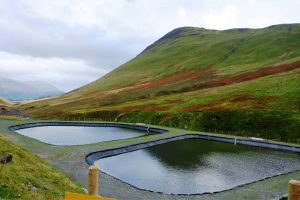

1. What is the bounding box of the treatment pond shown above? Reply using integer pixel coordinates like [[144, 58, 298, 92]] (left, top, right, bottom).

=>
[[95, 138, 300, 194], [15, 126, 148, 145]]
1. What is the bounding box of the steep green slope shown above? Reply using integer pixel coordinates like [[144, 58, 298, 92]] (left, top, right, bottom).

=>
[[19, 24, 300, 141], [81, 68, 300, 112], [0, 134, 84, 199], [20, 24, 300, 113], [76, 24, 300, 94]]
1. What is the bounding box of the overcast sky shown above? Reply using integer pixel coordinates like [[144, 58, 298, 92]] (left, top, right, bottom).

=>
[[0, 0, 299, 92]]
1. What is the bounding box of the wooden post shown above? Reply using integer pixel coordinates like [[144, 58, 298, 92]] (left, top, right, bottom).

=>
[[64, 164, 114, 199], [88, 165, 99, 196], [289, 180, 300, 200]]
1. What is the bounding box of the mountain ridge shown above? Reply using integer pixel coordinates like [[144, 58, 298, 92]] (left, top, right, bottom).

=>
[[0, 77, 64, 101], [53, 23, 299, 106]]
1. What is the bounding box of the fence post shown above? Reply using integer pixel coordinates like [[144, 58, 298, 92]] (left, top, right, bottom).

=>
[[289, 180, 300, 200], [88, 165, 99, 196]]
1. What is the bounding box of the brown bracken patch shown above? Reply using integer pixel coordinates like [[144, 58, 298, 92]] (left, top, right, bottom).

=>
[[208, 60, 300, 87], [230, 95, 277, 109], [182, 95, 277, 111], [230, 95, 276, 103], [138, 96, 159, 101], [160, 115, 173, 124], [82, 60, 300, 106], [83, 68, 214, 98], [183, 103, 223, 111], [163, 99, 184, 104], [134, 67, 214, 89], [119, 104, 170, 112]]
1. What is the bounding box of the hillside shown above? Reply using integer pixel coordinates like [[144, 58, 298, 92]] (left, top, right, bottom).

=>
[[19, 23, 300, 141], [0, 134, 84, 199], [0, 97, 12, 107], [0, 77, 64, 101]]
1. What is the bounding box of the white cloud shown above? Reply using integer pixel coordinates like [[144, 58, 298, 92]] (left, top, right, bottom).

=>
[[202, 5, 239, 30], [0, 0, 299, 92], [178, 7, 187, 17]]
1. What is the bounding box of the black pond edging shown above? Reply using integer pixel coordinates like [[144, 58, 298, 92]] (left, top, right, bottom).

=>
[[86, 133, 300, 165], [8, 121, 300, 196], [85, 133, 300, 196], [97, 167, 300, 196], [9, 121, 168, 134]]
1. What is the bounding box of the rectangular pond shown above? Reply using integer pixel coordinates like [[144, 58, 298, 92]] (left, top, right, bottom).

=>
[[16, 126, 146, 145], [95, 138, 300, 194]]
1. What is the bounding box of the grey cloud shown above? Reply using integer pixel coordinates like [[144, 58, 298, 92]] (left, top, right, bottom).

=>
[[0, 0, 299, 91]]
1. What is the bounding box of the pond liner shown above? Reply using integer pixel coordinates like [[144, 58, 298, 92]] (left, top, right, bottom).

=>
[[8, 121, 300, 196], [85, 133, 300, 196], [86, 133, 300, 165], [9, 121, 168, 134], [96, 167, 300, 196]]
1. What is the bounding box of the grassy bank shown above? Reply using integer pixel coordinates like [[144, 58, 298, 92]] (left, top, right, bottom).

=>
[[0, 134, 84, 200], [61, 109, 300, 143]]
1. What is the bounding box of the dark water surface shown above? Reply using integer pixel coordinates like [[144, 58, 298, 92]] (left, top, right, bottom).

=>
[[16, 126, 145, 145], [95, 139, 300, 194]]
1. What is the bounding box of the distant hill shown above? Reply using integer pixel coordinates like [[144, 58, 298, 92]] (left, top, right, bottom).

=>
[[0, 97, 30, 119], [0, 97, 12, 107], [19, 23, 300, 141], [0, 77, 64, 101]]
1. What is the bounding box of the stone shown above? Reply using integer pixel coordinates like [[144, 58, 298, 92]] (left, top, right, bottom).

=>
[[0, 153, 13, 164]]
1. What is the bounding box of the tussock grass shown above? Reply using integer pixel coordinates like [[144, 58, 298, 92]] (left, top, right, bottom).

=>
[[0, 135, 84, 200]]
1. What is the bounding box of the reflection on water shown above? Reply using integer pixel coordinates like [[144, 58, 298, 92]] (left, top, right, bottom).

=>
[[16, 126, 145, 145], [95, 139, 300, 194]]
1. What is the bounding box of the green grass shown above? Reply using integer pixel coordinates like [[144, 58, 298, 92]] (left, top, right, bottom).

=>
[[80, 24, 300, 91], [19, 24, 300, 115], [0, 115, 26, 121], [17, 23, 300, 142], [25, 67, 299, 116], [0, 134, 84, 200], [88, 68, 300, 112]]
